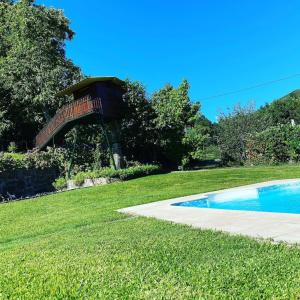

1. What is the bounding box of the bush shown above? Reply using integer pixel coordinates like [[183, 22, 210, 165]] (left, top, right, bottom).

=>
[[25, 147, 68, 172], [217, 103, 266, 164], [118, 164, 161, 180], [53, 177, 67, 191], [246, 124, 300, 165], [94, 168, 119, 179], [0, 147, 67, 174], [73, 172, 88, 186], [0, 152, 25, 173], [7, 142, 17, 153], [3, 152, 25, 161], [70, 164, 161, 186]]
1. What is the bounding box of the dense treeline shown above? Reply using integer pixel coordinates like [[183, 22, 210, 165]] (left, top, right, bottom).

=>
[[218, 91, 300, 165]]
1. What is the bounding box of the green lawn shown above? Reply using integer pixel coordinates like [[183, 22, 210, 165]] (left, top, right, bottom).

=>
[[1, 166, 300, 299]]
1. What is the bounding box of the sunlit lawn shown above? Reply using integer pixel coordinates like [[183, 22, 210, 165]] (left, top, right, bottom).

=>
[[1, 165, 300, 299]]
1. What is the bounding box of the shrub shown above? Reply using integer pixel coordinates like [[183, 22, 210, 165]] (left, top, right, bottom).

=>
[[3, 152, 25, 161], [25, 147, 68, 172], [7, 142, 17, 153], [118, 164, 161, 180], [0, 147, 68, 174], [73, 172, 87, 186], [217, 103, 266, 164], [53, 177, 67, 191], [246, 124, 300, 165], [71, 164, 162, 186], [0, 152, 25, 173], [94, 168, 119, 179]]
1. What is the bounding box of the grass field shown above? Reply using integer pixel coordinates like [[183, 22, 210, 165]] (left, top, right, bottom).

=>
[[1, 165, 300, 299]]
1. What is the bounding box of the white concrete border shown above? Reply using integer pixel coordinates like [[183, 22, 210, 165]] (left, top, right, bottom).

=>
[[118, 179, 300, 244]]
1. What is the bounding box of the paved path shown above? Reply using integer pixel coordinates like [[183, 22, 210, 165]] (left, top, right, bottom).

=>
[[118, 179, 300, 244]]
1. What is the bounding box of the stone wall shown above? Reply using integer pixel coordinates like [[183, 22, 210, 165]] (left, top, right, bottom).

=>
[[0, 168, 58, 199]]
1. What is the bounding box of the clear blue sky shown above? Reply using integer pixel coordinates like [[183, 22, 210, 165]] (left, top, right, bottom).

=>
[[36, 0, 300, 121]]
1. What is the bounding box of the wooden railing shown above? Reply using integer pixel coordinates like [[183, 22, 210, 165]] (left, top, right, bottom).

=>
[[35, 96, 102, 150]]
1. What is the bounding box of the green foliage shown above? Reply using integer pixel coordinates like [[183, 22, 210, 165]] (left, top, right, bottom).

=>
[[7, 142, 17, 153], [3, 152, 25, 161], [52, 177, 67, 191], [26, 147, 68, 172], [120, 79, 211, 169], [201, 144, 221, 160], [182, 115, 213, 162], [121, 80, 156, 162], [152, 80, 202, 167], [2, 166, 300, 298], [93, 168, 120, 179], [216, 92, 300, 166], [72, 172, 86, 186], [217, 103, 266, 165], [118, 164, 161, 180], [64, 125, 110, 176], [0, 152, 25, 172], [71, 164, 161, 186], [246, 124, 300, 165], [152, 80, 198, 129], [93, 143, 103, 170], [257, 92, 300, 126], [0, 0, 81, 148], [0, 147, 67, 173], [0, 108, 12, 139]]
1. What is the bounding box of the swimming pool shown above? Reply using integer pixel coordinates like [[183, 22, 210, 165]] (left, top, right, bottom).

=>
[[173, 182, 300, 214]]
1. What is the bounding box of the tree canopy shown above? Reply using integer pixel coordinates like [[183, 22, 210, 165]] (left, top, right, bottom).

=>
[[152, 80, 200, 165], [0, 0, 81, 148], [216, 91, 300, 165], [120, 79, 211, 168], [257, 92, 300, 126]]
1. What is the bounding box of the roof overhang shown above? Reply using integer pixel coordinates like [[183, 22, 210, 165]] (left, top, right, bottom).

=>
[[56, 76, 125, 97]]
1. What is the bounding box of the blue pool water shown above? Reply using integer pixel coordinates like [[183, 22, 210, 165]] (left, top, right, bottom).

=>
[[173, 182, 300, 214]]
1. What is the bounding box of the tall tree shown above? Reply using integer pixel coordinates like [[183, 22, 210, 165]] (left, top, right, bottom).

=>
[[217, 103, 264, 164], [152, 80, 200, 167], [0, 0, 81, 148], [121, 80, 156, 163], [182, 114, 214, 166]]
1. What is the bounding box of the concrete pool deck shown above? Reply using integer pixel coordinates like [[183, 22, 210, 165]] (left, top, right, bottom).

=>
[[118, 179, 300, 244]]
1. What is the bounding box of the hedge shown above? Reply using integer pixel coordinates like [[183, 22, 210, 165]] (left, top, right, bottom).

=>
[[54, 164, 162, 190], [0, 147, 67, 173]]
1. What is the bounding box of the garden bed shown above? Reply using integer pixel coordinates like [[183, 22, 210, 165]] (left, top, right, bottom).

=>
[[66, 177, 120, 190], [53, 164, 162, 191]]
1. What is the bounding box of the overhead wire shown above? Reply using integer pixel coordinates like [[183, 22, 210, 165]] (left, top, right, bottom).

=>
[[200, 74, 300, 101]]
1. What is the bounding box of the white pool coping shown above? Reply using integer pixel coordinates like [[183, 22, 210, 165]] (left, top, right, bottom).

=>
[[118, 179, 300, 244]]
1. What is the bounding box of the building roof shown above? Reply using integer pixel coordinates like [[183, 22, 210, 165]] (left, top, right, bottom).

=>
[[56, 76, 124, 97]]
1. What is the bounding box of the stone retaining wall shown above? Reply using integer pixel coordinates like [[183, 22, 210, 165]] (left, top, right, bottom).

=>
[[0, 168, 58, 199]]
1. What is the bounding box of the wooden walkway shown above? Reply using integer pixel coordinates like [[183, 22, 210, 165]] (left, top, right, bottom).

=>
[[35, 96, 102, 150]]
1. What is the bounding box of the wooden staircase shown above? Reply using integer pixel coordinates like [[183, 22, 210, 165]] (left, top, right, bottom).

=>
[[35, 95, 102, 150]]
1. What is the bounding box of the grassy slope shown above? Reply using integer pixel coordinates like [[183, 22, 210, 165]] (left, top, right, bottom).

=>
[[1, 166, 300, 299]]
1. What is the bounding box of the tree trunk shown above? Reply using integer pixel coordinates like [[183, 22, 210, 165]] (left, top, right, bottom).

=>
[[107, 120, 124, 169]]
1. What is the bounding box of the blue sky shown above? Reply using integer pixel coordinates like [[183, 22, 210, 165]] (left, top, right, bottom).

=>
[[36, 0, 300, 121]]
